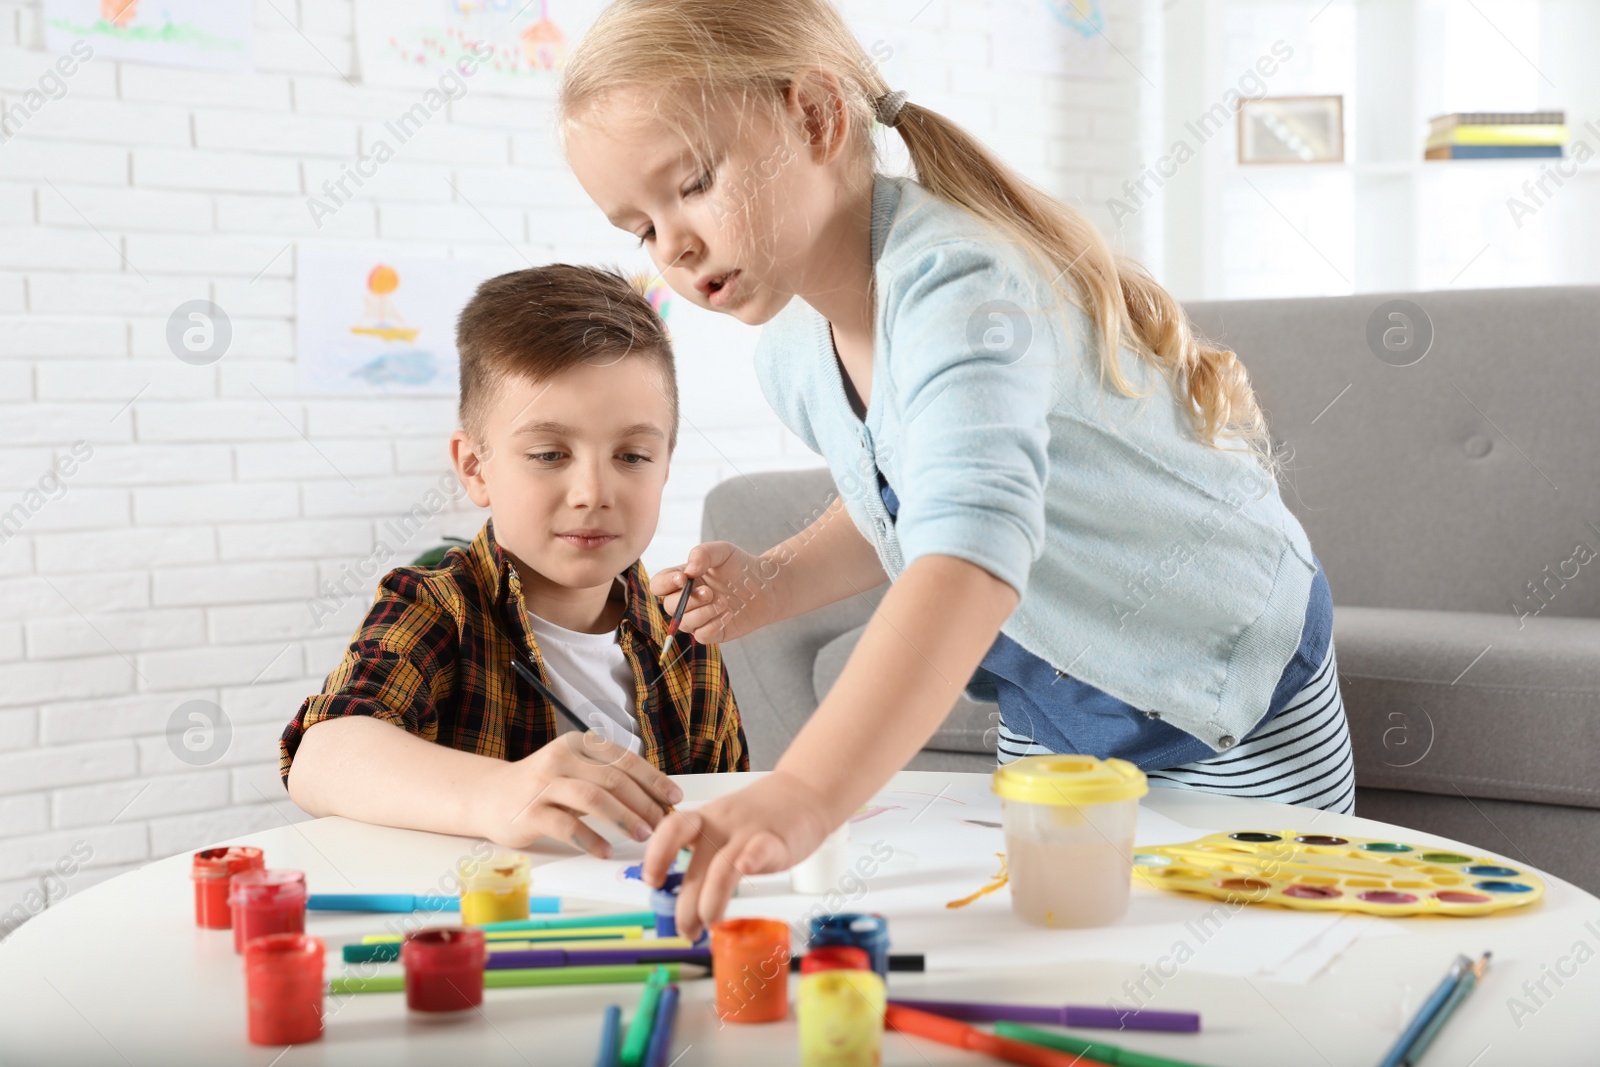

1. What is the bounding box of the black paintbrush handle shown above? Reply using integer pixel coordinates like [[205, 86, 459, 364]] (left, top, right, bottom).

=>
[[511, 658, 588, 733]]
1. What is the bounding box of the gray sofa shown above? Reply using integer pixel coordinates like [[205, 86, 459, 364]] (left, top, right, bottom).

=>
[[703, 286, 1600, 894]]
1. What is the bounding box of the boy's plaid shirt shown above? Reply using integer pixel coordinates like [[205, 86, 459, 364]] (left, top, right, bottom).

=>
[[279, 519, 747, 784]]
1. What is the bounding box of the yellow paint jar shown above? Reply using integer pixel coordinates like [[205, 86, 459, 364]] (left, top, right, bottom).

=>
[[993, 755, 1146, 928], [457, 853, 532, 926], [798, 947, 884, 1066]]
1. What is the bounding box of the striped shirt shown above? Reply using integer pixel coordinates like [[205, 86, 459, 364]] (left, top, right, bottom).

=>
[[1000, 642, 1355, 814], [279, 519, 748, 784]]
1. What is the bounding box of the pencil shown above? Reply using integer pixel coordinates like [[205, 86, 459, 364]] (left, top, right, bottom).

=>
[[1403, 952, 1490, 1066], [1378, 955, 1473, 1067], [658, 576, 694, 666]]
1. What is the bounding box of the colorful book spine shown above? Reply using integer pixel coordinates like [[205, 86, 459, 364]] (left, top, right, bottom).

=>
[[1428, 111, 1565, 136], [1424, 144, 1564, 160], [1425, 124, 1568, 149]]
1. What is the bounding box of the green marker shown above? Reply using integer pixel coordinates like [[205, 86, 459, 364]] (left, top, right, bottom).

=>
[[994, 1021, 1221, 1067], [329, 962, 698, 995], [620, 965, 670, 1067], [477, 910, 657, 933]]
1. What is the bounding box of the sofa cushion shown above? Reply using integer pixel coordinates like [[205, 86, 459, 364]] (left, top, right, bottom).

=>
[[813, 623, 997, 755], [1336, 606, 1600, 810], [1185, 288, 1600, 617]]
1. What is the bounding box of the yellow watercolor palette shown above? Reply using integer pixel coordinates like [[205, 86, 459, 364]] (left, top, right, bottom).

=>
[[1132, 830, 1545, 917]]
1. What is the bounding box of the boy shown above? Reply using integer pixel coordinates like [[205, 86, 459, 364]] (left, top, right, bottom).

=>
[[281, 265, 747, 857]]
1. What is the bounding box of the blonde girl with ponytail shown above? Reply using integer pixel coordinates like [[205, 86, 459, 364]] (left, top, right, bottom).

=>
[[562, 0, 1353, 939]]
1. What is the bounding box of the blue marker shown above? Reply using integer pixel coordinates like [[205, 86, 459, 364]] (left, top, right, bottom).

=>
[[306, 893, 561, 913]]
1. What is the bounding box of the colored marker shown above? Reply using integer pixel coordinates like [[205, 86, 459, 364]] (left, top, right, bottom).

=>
[[306, 893, 562, 913], [1378, 955, 1474, 1067], [621, 966, 670, 1067], [344, 936, 697, 965], [885, 1004, 1115, 1067], [478, 911, 656, 933], [328, 962, 706, 995], [362, 925, 644, 944], [596, 1004, 622, 1067], [995, 1022, 1220, 1067], [642, 983, 680, 1067], [489, 948, 711, 970], [889, 998, 1199, 1033]]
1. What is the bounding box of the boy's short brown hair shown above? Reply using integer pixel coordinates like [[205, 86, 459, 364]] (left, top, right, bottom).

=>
[[456, 264, 677, 445]]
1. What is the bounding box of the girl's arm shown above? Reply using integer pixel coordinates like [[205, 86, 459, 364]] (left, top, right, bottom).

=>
[[647, 551, 1016, 940], [763, 494, 890, 620]]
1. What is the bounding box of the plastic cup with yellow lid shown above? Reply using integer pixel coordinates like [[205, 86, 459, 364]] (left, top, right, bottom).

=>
[[992, 755, 1148, 928]]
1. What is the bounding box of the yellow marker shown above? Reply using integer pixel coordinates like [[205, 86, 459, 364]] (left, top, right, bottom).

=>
[[458, 853, 532, 925]]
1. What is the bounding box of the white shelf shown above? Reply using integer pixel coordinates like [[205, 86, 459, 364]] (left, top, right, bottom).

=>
[[1160, 0, 1600, 298]]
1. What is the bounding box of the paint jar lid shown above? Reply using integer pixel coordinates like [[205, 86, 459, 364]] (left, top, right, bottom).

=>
[[801, 946, 871, 975], [710, 917, 791, 958], [229, 868, 307, 905], [402, 927, 486, 970], [458, 853, 531, 892], [193, 846, 264, 881], [243, 932, 323, 972], [993, 755, 1148, 807]]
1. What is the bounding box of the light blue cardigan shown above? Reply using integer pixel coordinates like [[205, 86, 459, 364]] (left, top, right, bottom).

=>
[[752, 174, 1317, 753]]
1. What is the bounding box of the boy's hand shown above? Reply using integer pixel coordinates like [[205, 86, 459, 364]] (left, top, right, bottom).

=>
[[475, 732, 684, 856], [640, 771, 833, 942], [652, 541, 783, 645]]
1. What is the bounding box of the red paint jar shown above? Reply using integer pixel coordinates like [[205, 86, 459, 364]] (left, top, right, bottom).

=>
[[229, 869, 307, 954], [191, 846, 264, 929], [401, 927, 486, 1013], [244, 933, 324, 1045]]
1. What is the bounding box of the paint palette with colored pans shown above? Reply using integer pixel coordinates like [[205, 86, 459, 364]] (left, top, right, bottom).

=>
[[1132, 830, 1545, 917]]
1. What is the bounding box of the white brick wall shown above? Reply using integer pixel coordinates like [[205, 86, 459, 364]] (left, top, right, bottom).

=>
[[0, 0, 1150, 936]]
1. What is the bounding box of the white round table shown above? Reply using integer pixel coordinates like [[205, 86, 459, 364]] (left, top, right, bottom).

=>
[[0, 771, 1593, 1066]]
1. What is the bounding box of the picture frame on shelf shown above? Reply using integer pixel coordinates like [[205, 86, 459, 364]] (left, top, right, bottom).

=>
[[1238, 95, 1345, 165]]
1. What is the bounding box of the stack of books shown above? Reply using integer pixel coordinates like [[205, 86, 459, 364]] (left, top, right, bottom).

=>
[[1425, 111, 1567, 160]]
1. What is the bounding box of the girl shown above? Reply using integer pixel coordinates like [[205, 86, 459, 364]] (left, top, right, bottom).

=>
[[560, 0, 1354, 940]]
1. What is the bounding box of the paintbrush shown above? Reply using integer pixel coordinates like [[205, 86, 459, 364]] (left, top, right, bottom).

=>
[[512, 658, 676, 815], [658, 575, 695, 666]]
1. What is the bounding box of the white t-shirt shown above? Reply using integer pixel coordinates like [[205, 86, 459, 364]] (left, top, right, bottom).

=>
[[526, 602, 643, 756]]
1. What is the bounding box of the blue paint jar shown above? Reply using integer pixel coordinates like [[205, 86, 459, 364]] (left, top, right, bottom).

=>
[[807, 913, 889, 978], [651, 872, 685, 937]]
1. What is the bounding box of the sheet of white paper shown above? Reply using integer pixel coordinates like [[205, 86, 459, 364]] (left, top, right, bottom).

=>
[[538, 784, 1373, 981]]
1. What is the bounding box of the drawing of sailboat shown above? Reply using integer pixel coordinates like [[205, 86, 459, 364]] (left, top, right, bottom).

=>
[[349, 264, 421, 343]]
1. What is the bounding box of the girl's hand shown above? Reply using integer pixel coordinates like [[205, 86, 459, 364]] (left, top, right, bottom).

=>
[[641, 771, 834, 942], [652, 541, 784, 645], [474, 732, 684, 856]]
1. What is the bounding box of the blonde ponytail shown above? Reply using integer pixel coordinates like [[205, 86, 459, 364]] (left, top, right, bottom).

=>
[[561, 0, 1273, 462]]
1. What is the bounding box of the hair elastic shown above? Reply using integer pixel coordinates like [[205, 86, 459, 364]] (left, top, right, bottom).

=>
[[874, 90, 909, 128]]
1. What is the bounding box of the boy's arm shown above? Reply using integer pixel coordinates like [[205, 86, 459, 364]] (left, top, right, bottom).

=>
[[280, 572, 477, 831], [287, 714, 504, 834], [283, 572, 681, 850]]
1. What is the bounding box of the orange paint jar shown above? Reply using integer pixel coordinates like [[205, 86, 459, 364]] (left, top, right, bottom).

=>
[[710, 918, 791, 1024]]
